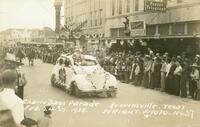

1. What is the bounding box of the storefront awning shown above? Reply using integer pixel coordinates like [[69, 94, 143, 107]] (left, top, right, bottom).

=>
[[99, 35, 199, 40], [135, 35, 199, 39], [92, 37, 134, 40]]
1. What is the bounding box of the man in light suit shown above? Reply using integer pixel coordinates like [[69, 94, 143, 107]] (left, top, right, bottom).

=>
[[0, 69, 25, 124]]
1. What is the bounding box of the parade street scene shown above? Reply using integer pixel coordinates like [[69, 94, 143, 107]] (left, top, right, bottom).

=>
[[0, 0, 200, 127]]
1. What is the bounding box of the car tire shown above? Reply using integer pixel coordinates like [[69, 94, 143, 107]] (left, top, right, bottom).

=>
[[74, 85, 81, 97], [68, 85, 73, 95], [107, 91, 117, 97], [69, 81, 81, 97], [68, 81, 76, 95], [51, 74, 56, 87]]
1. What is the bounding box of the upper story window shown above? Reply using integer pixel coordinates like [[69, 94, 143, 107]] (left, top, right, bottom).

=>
[[132, 0, 135, 12], [90, 12, 92, 27], [118, 0, 123, 14], [126, 0, 130, 13], [95, 11, 98, 26], [99, 9, 102, 25], [135, 0, 139, 11], [177, 0, 183, 3], [112, 0, 115, 16]]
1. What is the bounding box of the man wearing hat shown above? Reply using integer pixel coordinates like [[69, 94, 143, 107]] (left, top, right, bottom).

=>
[[37, 106, 52, 127], [165, 57, 176, 94], [2, 53, 27, 99], [142, 55, 152, 88], [173, 59, 183, 96], [189, 63, 199, 99], [180, 58, 191, 98], [194, 54, 200, 65], [160, 55, 167, 92], [0, 69, 25, 124]]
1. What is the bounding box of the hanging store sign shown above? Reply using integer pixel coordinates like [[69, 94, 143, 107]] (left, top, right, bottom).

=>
[[130, 21, 145, 30], [144, 0, 167, 12], [130, 21, 146, 37]]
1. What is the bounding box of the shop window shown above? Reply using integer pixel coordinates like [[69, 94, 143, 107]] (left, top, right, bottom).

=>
[[172, 23, 184, 35], [110, 28, 126, 37], [119, 27, 126, 37], [158, 24, 169, 35], [188, 21, 200, 35], [188, 22, 196, 35], [146, 25, 156, 35], [111, 28, 118, 37]]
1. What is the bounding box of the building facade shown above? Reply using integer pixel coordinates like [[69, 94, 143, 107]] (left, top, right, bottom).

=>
[[64, 0, 107, 50], [64, 0, 200, 55], [0, 28, 57, 45]]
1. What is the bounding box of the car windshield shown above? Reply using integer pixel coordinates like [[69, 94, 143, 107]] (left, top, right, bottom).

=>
[[79, 59, 97, 66], [74, 58, 97, 66]]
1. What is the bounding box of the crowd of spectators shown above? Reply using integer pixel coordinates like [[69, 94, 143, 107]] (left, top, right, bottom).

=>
[[101, 50, 200, 100], [1, 44, 64, 65]]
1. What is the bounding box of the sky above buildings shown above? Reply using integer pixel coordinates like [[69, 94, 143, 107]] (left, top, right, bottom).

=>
[[0, 0, 64, 31]]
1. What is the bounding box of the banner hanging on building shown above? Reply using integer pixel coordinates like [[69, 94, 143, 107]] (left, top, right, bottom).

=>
[[144, 0, 167, 12]]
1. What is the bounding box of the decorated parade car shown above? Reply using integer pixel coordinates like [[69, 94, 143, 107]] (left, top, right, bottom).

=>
[[50, 53, 118, 97]]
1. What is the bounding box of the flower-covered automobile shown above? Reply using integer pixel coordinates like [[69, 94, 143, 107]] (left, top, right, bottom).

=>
[[50, 53, 118, 97]]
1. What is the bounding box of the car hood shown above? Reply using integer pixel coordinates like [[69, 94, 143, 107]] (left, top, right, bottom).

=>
[[73, 65, 103, 75], [72, 65, 117, 91], [73, 72, 117, 91]]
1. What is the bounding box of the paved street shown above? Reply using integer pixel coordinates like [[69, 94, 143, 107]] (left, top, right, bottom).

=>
[[23, 59, 200, 127]]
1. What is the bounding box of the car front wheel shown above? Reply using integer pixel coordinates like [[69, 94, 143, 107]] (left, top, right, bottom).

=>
[[74, 85, 82, 97], [107, 91, 117, 97]]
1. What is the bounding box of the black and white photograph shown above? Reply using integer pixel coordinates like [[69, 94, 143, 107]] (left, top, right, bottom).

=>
[[0, 0, 200, 127]]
